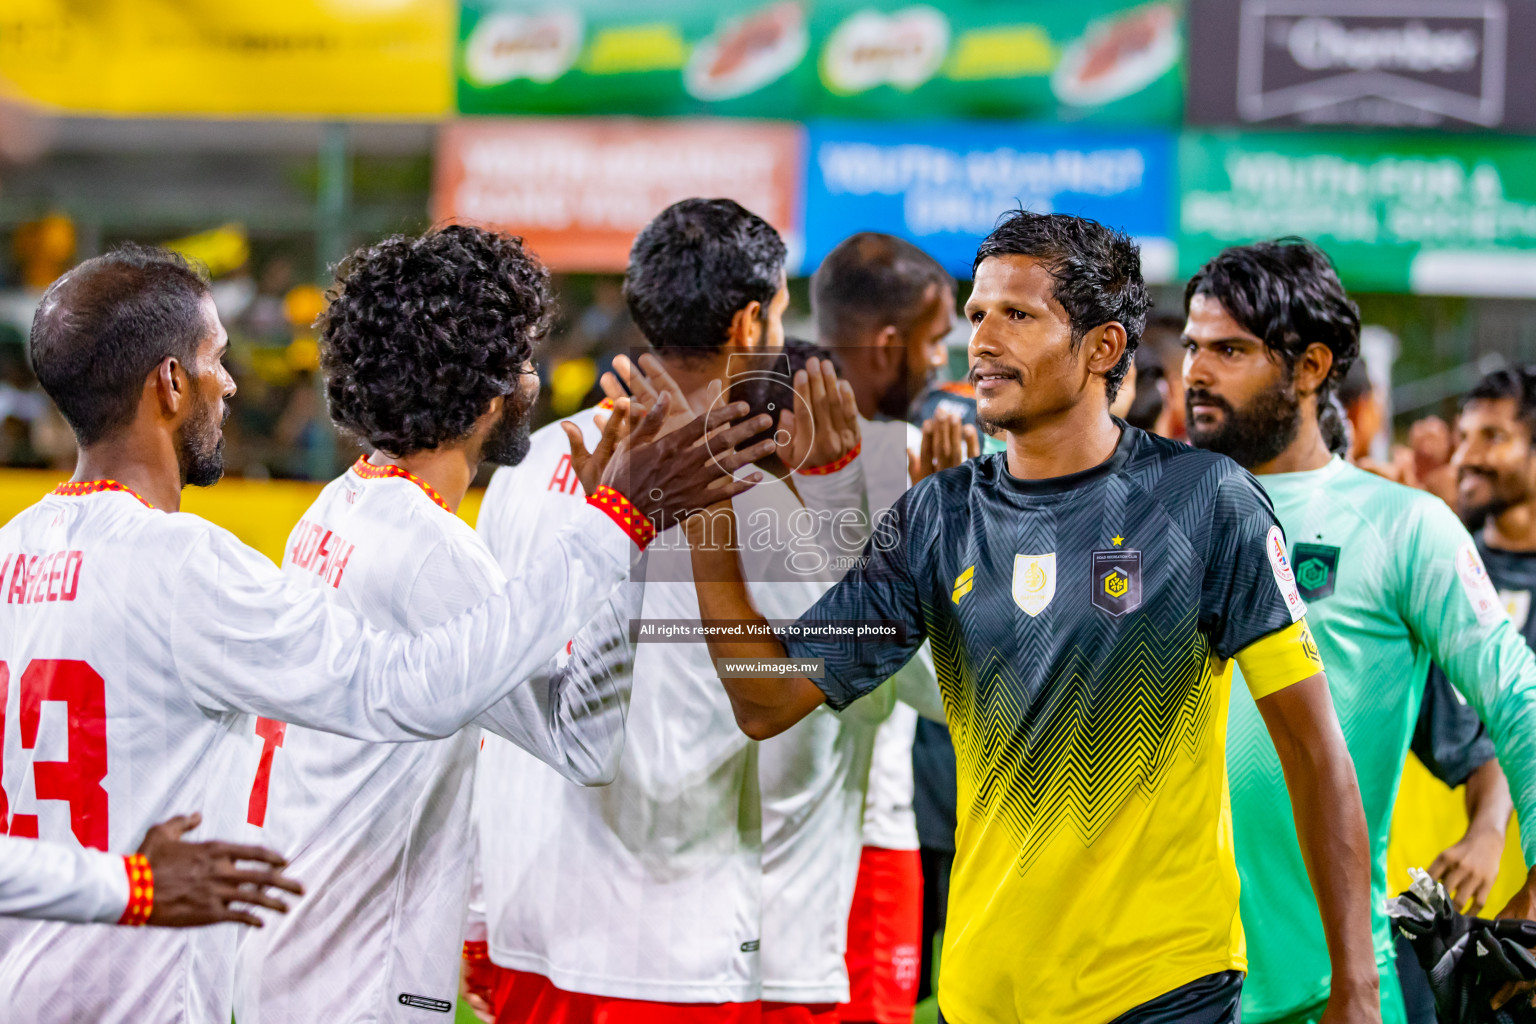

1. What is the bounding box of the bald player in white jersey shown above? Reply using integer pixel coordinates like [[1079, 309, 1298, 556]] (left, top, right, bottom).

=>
[[0, 244, 766, 1023], [233, 228, 664, 1024]]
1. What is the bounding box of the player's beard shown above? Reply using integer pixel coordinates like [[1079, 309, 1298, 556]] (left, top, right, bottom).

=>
[[1457, 466, 1530, 530], [1185, 376, 1300, 470], [480, 398, 532, 467], [876, 370, 917, 420], [178, 389, 227, 488]]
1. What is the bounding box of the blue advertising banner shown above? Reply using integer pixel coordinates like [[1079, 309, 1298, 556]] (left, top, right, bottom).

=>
[[802, 122, 1177, 280]]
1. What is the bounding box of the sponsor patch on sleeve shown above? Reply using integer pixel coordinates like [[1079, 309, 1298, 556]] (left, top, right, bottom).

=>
[[1265, 525, 1306, 622], [1455, 540, 1507, 627]]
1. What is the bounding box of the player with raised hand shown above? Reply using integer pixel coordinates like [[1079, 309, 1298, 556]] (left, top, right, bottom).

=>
[[471, 197, 876, 1024], [688, 211, 1379, 1024], [0, 243, 765, 1023], [232, 227, 753, 1024], [1181, 240, 1536, 1024], [0, 813, 300, 928]]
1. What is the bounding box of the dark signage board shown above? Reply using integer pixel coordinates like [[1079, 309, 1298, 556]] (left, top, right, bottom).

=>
[[1187, 0, 1536, 129]]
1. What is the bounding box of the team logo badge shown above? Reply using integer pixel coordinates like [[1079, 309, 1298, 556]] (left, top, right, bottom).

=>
[[1292, 543, 1340, 601], [1012, 554, 1056, 617], [1091, 549, 1142, 616], [1502, 589, 1531, 632]]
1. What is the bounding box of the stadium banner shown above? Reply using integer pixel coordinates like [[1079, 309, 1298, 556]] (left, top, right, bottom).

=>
[[455, 0, 1183, 123], [432, 117, 805, 272], [0, 0, 453, 117], [1179, 131, 1536, 296], [1185, 0, 1536, 131], [801, 122, 1177, 281]]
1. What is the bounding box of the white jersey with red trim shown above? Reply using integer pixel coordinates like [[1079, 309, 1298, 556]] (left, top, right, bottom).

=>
[[0, 834, 128, 924], [757, 417, 932, 1004], [236, 461, 633, 1023], [476, 407, 834, 1003], [855, 420, 925, 854], [0, 479, 635, 1023]]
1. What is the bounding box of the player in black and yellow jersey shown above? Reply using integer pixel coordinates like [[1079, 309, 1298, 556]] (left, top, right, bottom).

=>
[[686, 212, 1379, 1024]]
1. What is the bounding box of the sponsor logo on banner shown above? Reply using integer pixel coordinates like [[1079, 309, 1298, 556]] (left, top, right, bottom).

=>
[[1235, 0, 1507, 127], [821, 5, 950, 94], [1091, 549, 1143, 616], [1012, 553, 1056, 617], [1266, 526, 1306, 621], [463, 10, 585, 88], [685, 2, 810, 101], [1456, 540, 1508, 627]]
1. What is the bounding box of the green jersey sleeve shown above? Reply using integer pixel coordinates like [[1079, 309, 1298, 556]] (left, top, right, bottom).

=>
[[1401, 495, 1536, 866], [1199, 469, 1307, 660]]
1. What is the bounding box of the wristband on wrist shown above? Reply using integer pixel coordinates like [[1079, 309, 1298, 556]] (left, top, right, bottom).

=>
[[796, 442, 861, 477], [586, 485, 657, 550], [118, 854, 153, 926], [463, 940, 490, 962]]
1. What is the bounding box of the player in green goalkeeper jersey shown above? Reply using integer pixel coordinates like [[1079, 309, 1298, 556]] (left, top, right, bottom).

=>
[[1182, 239, 1536, 1024]]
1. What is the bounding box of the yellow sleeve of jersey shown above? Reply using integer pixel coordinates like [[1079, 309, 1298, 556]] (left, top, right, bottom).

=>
[[1234, 618, 1324, 700]]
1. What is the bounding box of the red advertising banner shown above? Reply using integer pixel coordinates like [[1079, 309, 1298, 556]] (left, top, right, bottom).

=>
[[433, 118, 804, 272]]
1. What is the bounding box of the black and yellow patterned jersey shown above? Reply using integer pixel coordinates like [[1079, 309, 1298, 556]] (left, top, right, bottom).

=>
[[782, 425, 1322, 1024]]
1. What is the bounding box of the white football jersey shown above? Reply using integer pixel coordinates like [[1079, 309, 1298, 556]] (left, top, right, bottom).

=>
[[756, 418, 931, 1004], [476, 408, 834, 1003], [0, 480, 635, 1023], [234, 463, 636, 1023], [859, 703, 920, 851], [0, 834, 128, 924]]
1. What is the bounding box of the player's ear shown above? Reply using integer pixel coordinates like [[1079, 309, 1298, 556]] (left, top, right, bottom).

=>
[[1295, 343, 1334, 398], [730, 301, 765, 350], [1084, 322, 1128, 380], [150, 356, 184, 421]]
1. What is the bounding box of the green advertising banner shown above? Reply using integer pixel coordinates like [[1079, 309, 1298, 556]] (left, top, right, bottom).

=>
[[456, 0, 1183, 123], [1180, 132, 1536, 297]]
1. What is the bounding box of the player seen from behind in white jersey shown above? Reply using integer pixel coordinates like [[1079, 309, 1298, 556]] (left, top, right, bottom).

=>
[[0, 245, 768, 1023], [233, 226, 713, 1022], [468, 198, 885, 1024]]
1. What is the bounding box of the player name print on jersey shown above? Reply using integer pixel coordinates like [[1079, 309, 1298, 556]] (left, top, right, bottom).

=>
[[1012, 554, 1056, 616], [287, 520, 356, 590], [0, 551, 85, 605], [1292, 543, 1340, 601]]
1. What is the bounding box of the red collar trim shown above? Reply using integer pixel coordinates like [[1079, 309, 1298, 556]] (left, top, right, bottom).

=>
[[350, 458, 452, 513], [52, 479, 156, 509]]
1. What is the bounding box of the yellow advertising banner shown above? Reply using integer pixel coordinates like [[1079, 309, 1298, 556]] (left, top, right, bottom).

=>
[[0, 0, 453, 118]]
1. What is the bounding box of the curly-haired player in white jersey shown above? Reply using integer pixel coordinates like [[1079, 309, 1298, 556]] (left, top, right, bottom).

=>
[[0, 244, 768, 1023], [232, 225, 723, 1023]]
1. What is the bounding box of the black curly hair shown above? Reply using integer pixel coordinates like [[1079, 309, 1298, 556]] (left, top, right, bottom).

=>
[[318, 225, 554, 455], [973, 211, 1148, 402]]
